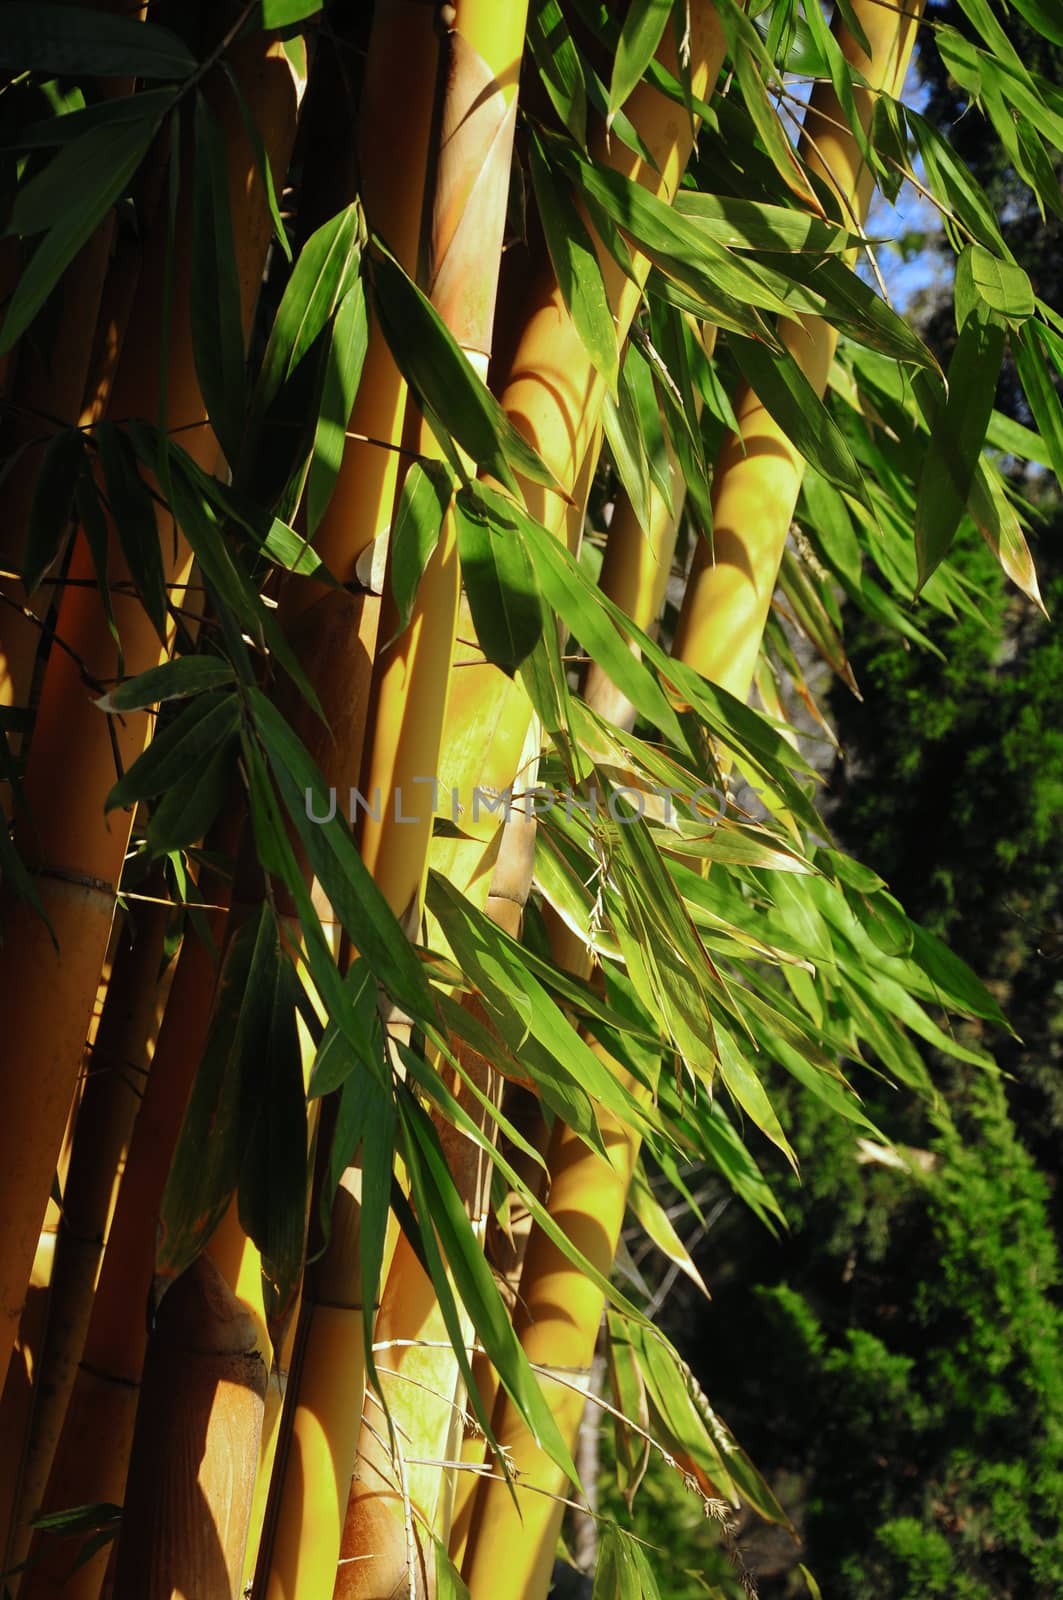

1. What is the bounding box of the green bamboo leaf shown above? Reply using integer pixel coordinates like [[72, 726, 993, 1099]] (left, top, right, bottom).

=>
[[672, 191, 856, 254], [260, 0, 322, 24], [157, 905, 279, 1282], [145, 737, 235, 854], [238, 950, 308, 1353], [485, 487, 688, 748], [399, 1092, 580, 1486], [914, 310, 1006, 589], [306, 282, 368, 535], [601, 361, 654, 535], [22, 428, 84, 594], [528, 0, 588, 146], [105, 693, 241, 811], [528, 131, 617, 390], [955, 242, 1034, 327], [248, 687, 435, 1022], [729, 335, 870, 507], [94, 422, 170, 640], [96, 657, 236, 714], [387, 460, 454, 641], [562, 145, 787, 336], [221, 66, 291, 262], [191, 93, 248, 468], [1014, 324, 1063, 489], [967, 457, 1045, 612], [628, 1164, 710, 1299], [1008, 0, 1063, 45], [249, 205, 365, 425], [0, 4, 196, 77], [15, 88, 179, 149], [608, 0, 673, 121], [370, 243, 564, 498], [1, 109, 164, 353], [454, 489, 543, 676]]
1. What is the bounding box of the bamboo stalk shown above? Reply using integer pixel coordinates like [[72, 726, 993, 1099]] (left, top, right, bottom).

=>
[[0, 33, 303, 1400], [109, 1256, 267, 1600], [18, 859, 237, 1600], [3, 901, 171, 1584], [672, 0, 924, 700]]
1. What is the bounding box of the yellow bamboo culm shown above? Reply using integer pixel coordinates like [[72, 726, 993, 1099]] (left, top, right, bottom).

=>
[[109, 1257, 268, 1600], [0, 34, 303, 1407], [672, 0, 925, 701], [15, 40, 305, 1596], [2, 902, 170, 1582]]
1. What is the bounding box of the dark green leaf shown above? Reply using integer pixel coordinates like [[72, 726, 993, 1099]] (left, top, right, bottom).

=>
[[96, 656, 236, 713], [454, 489, 543, 676], [306, 283, 369, 535], [914, 311, 1006, 589], [387, 460, 453, 640], [0, 5, 196, 78], [157, 905, 279, 1282], [238, 950, 308, 1352], [191, 94, 248, 468], [22, 428, 84, 593], [370, 243, 564, 498], [528, 0, 588, 146], [145, 737, 235, 854], [1, 109, 164, 353], [95, 422, 170, 639], [249, 205, 364, 427], [105, 692, 241, 811]]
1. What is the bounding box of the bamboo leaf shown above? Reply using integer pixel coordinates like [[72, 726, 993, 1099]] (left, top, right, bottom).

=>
[[145, 737, 235, 854], [249, 205, 365, 425], [370, 242, 564, 498], [96, 657, 236, 714], [105, 692, 241, 812], [1014, 323, 1063, 489], [248, 687, 436, 1022], [628, 1164, 710, 1299], [914, 310, 1006, 589], [388, 460, 453, 640], [95, 422, 170, 640], [729, 334, 870, 506], [191, 93, 248, 468], [955, 242, 1034, 327], [157, 905, 279, 1282], [454, 489, 543, 676], [528, 131, 617, 390], [672, 191, 856, 253], [260, 0, 322, 25], [608, 0, 673, 121], [1, 109, 164, 353], [305, 282, 368, 535], [528, 0, 588, 146], [238, 950, 308, 1353], [399, 1092, 580, 1485], [0, 4, 196, 78], [22, 428, 84, 593]]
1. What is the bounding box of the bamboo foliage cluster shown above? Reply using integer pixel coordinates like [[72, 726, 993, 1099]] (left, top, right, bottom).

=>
[[0, 0, 1060, 1596]]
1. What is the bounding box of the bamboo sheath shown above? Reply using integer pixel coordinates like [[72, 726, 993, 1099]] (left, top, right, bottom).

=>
[[461, 9, 922, 1596], [0, 36, 302, 1403], [672, 0, 925, 698]]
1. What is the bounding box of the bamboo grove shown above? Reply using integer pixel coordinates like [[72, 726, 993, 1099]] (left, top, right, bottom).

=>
[[0, 0, 1060, 1596]]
